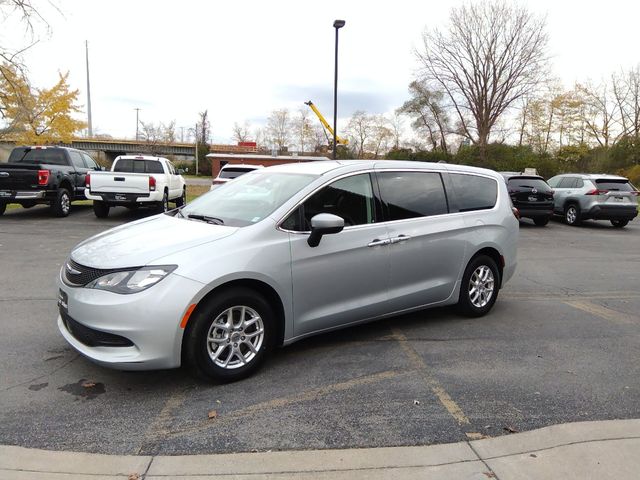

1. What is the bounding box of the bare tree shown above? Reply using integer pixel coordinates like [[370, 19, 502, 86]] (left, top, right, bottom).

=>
[[232, 120, 252, 143], [366, 115, 394, 158], [292, 108, 315, 153], [1, 0, 54, 122], [389, 111, 404, 150], [612, 66, 640, 139], [577, 81, 621, 148], [417, 1, 549, 161], [196, 110, 210, 145], [346, 110, 374, 159], [399, 80, 450, 152], [265, 109, 291, 151]]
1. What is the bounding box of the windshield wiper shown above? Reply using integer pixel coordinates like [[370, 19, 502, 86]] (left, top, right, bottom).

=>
[[187, 214, 224, 225]]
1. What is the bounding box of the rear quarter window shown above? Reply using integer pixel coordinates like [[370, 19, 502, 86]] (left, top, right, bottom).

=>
[[450, 173, 497, 212]]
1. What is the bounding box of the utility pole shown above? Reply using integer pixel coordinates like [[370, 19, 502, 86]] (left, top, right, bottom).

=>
[[85, 40, 93, 137], [195, 122, 199, 176], [134, 108, 141, 140]]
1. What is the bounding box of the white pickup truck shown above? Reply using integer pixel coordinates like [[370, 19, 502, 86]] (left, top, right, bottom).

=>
[[85, 155, 187, 218]]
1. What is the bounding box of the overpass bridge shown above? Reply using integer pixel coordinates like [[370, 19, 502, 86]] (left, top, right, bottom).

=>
[[0, 139, 197, 162]]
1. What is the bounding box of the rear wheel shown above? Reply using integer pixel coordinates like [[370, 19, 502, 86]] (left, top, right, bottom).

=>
[[564, 204, 580, 226], [457, 255, 500, 317], [51, 188, 71, 217], [20, 201, 36, 209], [0, 203, 5, 215], [184, 287, 275, 383], [611, 219, 629, 228], [157, 191, 169, 213], [175, 187, 186, 207], [533, 217, 550, 226], [93, 200, 110, 218]]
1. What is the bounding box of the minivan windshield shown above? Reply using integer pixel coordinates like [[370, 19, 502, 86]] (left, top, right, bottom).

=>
[[180, 171, 318, 227]]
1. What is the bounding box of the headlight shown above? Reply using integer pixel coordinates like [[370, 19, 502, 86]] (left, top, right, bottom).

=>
[[85, 266, 177, 294]]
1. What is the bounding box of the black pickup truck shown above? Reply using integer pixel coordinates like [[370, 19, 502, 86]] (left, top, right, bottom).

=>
[[0, 146, 101, 217]]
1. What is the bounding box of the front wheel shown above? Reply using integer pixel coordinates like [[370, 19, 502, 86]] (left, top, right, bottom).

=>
[[565, 204, 580, 226], [184, 287, 275, 383], [93, 200, 110, 218], [457, 255, 500, 317], [51, 188, 71, 217], [611, 219, 629, 228]]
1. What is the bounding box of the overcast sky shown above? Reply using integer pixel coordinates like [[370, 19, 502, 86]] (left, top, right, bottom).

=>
[[3, 0, 640, 143]]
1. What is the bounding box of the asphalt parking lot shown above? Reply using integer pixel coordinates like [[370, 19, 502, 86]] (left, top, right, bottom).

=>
[[0, 205, 639, 456]]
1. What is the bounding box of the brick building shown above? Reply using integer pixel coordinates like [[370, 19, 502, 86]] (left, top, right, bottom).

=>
[[206, 152, 330, 178]]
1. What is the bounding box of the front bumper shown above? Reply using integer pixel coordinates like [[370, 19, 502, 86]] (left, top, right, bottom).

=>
[[57, 270, 204, 370]]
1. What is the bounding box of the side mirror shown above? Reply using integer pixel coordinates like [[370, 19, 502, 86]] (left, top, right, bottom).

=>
[[307, 213, 344, 247]]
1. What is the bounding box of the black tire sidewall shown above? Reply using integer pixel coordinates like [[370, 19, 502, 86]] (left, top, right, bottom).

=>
[[565, 204, 579, 225], [53, 188, 71, 217], [175, 188, 186, 207], [93, 200, 110, 218], [185, 288, 275, 382], [458, 255, 500, 317], [611, 219, 628, 228], [0, 203, 5, 215], [534, 217, 549, 226]]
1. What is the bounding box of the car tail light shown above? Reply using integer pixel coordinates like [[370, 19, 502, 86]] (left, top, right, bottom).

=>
[[631, 191, 639, 196], [149, 176, 156, 191], [512, 207, 520, 219], [586, 189, 608, 195], [37, 169, 50, 186], [85, 173, 90, 188]]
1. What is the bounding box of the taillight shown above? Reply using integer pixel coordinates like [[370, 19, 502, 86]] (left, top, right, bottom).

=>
[[586, 189, 608, 195], [631, 191, 639, 196], [37, 169, 50, 186], [149, 176, 156, 191], [85, 173, 90, 188], [512, 207, 520, 220]]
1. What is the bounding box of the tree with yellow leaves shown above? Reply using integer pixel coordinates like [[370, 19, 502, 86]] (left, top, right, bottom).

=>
[[0, 64, 86, 144]]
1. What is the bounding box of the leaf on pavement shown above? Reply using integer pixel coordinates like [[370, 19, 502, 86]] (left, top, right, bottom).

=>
[[81, 381, 96, 388], [503, 425, 519, 433], [208, 409, 218, 419]]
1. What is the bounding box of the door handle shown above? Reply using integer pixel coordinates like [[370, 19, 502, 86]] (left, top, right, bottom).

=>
[[390, 235, 411, 244], [367, 238, 390, 247]]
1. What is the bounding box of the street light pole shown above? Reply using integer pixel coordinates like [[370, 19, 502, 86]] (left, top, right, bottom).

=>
[[333, 19, 345, 160], [134, 108, 141, 141]]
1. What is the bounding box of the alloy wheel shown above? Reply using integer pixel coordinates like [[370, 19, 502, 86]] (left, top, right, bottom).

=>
[[468, 265, 495, 308], [206, 305, 265, 369]]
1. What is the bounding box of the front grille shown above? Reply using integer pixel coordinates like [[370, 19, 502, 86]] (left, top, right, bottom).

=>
[[63, 258, 130, 287], [61, 310, 133, 347]]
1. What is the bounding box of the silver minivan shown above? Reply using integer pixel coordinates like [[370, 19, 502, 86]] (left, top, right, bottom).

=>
[[58, 161, 518, 382]]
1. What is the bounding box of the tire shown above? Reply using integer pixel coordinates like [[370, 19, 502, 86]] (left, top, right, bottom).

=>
[[457, 255, 500, 317], [533, 217, 550, 226], [20, 201, 36, 209], [611, 219, 629, 228], [51, 188, 71, 217], [564, 204, 580, 226], [93, 200, 110, 218], [0, 203, 5, 216], [175, 188, 186, 207], [184, 287, 276, 383], [157, 190, 169, 213]]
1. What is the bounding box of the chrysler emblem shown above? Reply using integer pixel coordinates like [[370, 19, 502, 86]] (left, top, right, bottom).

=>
[[65, 262, 81, 275], [531, 188, 538, 194]]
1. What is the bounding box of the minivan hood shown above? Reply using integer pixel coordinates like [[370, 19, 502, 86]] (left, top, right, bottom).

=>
[[71, 214, 238, 268]]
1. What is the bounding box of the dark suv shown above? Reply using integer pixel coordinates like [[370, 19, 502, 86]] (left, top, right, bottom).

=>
[[501, 173, 554, 226]]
